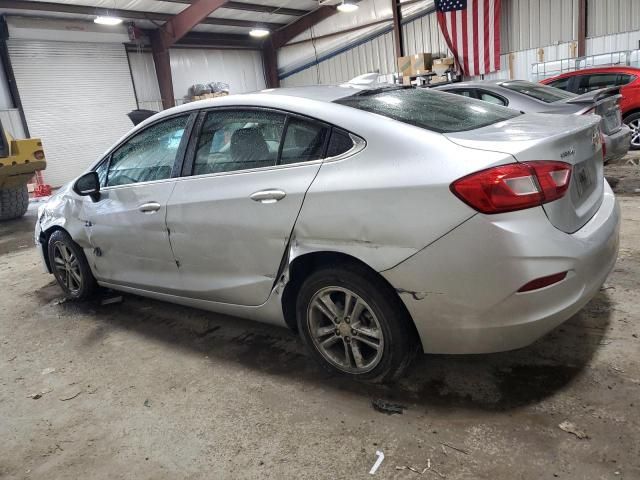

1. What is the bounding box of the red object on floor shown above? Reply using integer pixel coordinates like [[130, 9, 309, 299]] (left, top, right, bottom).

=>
[[34, 184, 52, 197]]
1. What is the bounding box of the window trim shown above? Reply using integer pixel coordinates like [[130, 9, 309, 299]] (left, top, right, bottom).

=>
[[92, 111, 197, 191], [182, 105, 363, 178]]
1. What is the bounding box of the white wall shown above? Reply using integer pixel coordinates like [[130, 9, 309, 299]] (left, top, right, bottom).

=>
[[169, 48, 266, 102], [127, 50, 163, 111]]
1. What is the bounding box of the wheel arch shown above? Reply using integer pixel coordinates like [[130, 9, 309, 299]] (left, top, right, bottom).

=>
[[39, 225, 69, 273], [622, 108, 640, 120], [280, 250, 421, 348]]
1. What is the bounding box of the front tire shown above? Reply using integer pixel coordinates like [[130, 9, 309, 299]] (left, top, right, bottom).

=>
[[296, 263, 418, 383], [0, 185, 29, 221], [623, 112, 640, 150], [47, 230, 97, 300]]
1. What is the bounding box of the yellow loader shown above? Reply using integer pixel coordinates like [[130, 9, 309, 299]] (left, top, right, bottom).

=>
[[0, 120, 46, 221]]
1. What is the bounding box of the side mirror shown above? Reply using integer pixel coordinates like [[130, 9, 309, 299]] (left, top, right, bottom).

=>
[[73, 171, 101, 202]]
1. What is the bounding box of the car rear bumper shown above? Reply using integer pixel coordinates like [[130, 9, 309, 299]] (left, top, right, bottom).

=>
[[604, 124, 631, 162], [382, 180, 620, 354]]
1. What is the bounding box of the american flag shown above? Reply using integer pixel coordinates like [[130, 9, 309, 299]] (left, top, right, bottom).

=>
[[436, 0, 501, 76]]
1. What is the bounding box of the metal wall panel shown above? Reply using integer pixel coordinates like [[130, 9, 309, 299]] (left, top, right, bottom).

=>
[[282, 31, 396, 87], [501, 0, 575, 52], [587, 0, 640, 37], [7, 40, 138, 186], [402, 10, 450, 56]]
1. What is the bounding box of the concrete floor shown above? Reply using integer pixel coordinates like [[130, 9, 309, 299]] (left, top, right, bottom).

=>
[[1, 177, 639, 479]]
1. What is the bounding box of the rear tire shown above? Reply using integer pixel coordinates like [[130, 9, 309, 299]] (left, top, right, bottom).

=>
[[623, 112, 640, 150], [296, 263, 418, 383], [47, 230, 97, 300], [0, 185, 29, 221]]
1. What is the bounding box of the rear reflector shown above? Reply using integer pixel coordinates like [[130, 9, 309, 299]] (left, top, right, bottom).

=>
[[450, 161, 572, 214], [517, 272, 568, 293]]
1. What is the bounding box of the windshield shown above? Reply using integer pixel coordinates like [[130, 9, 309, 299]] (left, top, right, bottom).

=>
[[500, 80, 576, 103], [335, 88, 520, 133]]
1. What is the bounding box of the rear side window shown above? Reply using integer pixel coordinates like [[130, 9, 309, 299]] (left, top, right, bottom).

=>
[[501, 80, 575, 103], [576, 74, 619, 94], [280, 118, 329, 165], [326, 129, 354, 157], [194, 110, 285, 175], [617, 74, 635, 86], [335, 88, 519, 133]]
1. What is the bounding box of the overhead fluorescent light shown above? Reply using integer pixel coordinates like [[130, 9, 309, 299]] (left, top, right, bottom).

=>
[[337, 1, 359, 13], [249, 28, 270, 38], [94, 15, 123, 26]]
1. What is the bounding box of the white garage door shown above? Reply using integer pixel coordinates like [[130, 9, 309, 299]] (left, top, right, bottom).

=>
[[8, 40, 138, 187]]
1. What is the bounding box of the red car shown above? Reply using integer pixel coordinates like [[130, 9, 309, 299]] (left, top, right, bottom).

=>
[[541, 66, 640, 149]]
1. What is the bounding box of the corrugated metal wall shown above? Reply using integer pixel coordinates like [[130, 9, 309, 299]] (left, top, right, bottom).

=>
[[587, 0, 640, 38], [501, 0, 577, 52], [402, 10, 450, 56], [282, 31, 396, 87]]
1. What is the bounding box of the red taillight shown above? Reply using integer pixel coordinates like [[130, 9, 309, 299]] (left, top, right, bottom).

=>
[[450, 161, 572, 214], [33, 150, 45, 160], [517, 271, 568, 292]]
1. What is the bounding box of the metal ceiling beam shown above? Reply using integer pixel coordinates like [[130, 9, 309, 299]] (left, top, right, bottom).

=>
[[577, 0, 586, 57], [161, 0, 310, 17], [0, 0, 286, 29], [391, 0, 403, 58], [271, 5, 338, 49], [151, 0, 231, 109]]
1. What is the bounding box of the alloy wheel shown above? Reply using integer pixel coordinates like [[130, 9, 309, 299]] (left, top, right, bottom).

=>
[[307, 286, 384, 374], [52, 241, 83, 294], [629, 118, 640, 148]]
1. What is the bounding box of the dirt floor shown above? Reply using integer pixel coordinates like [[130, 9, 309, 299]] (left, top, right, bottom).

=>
[[1, 167, 639, 479]]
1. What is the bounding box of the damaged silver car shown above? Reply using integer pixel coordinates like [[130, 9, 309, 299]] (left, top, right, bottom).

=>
[[36, 85, 620, 382]]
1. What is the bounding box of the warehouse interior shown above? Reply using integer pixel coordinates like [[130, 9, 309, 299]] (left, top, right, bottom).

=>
[[1, 0, 639, 478]]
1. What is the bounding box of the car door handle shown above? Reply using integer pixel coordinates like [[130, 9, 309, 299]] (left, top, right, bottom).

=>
[[250, 189, 286, 204], [138, 202, 161, 213]]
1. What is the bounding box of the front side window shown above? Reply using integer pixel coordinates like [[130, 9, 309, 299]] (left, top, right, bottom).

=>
[[280, 118, 329, 165], [335, 87, 519, 133], [194, 110, 286, 175], [106, 115, 189, 187], [501, 80, 576, 103]]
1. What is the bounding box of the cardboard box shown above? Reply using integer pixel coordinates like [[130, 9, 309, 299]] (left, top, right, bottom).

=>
[[430, 75, 449, 85], [402, 75, 413, 86], [411, 53, 433, 76], [397, 55, 413, 77], [432, 57, 455, 75]]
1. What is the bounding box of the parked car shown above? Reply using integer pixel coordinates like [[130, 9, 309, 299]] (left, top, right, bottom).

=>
[[36, 86, 620, 382], [540, 66, 640, 149], [434, 79, 631, 163]]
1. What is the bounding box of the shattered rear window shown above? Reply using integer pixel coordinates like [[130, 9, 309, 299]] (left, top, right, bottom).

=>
[[335, 87, 519, 133]]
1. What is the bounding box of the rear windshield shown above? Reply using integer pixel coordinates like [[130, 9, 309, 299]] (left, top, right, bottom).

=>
[[335, 87, 519, 133], [500, 80, 576, 103]]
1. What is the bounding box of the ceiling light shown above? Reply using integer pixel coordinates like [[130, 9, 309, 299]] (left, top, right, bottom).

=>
[[94, 15, 123, 26], [249, 28, 270, 38], [337, 1, 359, 13]]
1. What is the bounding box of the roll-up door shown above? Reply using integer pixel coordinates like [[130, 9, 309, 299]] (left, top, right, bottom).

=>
[[8, 40, 138, 187]]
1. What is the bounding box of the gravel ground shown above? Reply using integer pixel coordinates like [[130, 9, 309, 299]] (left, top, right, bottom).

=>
[[0, 189, 639, 479]]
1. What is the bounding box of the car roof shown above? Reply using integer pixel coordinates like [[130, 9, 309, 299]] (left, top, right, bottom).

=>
[[544, 66, 640, 80]]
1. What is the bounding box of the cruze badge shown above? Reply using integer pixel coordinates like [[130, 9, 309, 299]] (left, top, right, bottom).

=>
[[560, 148, 576, 159]]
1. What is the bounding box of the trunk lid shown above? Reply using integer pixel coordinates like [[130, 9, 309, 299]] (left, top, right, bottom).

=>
[[445, 112, 604, 233], [561, 87, 622, 135]]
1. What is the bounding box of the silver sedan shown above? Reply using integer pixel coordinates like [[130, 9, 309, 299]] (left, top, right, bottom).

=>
[[35, 85, 620, 382], [434, 79, 631, 163]]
